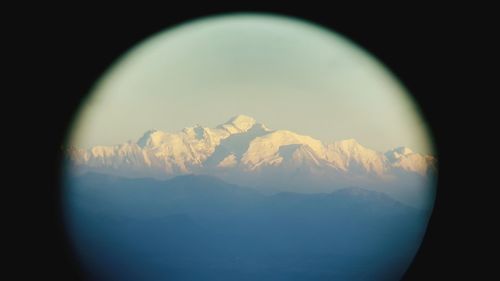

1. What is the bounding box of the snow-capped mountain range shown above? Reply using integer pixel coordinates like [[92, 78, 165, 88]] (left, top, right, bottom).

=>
[[67, 115, 436, 206]]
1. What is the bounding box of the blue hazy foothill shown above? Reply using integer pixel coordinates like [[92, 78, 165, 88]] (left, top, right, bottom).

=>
[[65, 173, 428, 281]]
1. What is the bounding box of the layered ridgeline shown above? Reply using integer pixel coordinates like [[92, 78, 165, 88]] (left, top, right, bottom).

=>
[[67, 115, 436, 208], [66, 173, 428, 281], [65, 116, 436, 280]]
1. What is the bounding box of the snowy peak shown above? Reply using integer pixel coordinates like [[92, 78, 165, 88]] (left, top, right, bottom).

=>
[[329, 138, 370, 154], [335, 138, 360, 147], [385, 146, 413, 159], [277, 144, 324, 168], [241, 130, 326, 170], [137, 129, 167, 148], [325, 139, 386, 175], [218, 114, 258, 134], [385, 147, 435, 176], [227, 114, 256, 128], [68, 115, 436, 188]]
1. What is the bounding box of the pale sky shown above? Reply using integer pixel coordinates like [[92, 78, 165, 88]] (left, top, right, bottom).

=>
[[69, 13, 434, 155]]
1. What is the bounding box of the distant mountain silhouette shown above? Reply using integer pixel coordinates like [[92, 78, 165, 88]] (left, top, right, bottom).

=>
[[66, 115, 436, 209], [65, 173, 429, 281]]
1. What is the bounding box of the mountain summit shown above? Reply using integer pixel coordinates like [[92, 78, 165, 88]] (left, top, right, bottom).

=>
[[67, 115, 436, 206], [219, 114, 258, 133]]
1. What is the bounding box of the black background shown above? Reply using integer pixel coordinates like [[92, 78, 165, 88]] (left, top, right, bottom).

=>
[[15, 3, 481, 280]]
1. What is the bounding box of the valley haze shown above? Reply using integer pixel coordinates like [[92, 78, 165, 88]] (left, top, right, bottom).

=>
[[67, 115, 436, 209], [62, 14, 437, 281], [64, 170, 432, 281]]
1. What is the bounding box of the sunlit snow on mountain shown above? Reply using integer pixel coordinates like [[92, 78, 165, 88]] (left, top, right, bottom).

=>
[[61, 13, 438, 281], [67, 115, 436, 208]]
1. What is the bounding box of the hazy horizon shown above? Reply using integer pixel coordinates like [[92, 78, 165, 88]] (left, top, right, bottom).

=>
[[76, 114, 432, 155], [68, 14, 434, 155], [63, 14, 437, 281]]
